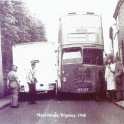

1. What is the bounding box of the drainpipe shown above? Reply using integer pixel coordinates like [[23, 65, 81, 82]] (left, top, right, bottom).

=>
[[109, 26, 114, 55]]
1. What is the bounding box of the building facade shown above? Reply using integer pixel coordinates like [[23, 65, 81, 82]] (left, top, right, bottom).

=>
[[113, 0, 124, 64]]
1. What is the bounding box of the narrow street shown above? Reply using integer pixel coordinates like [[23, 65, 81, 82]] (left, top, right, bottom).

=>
[[0, 1, 123, 124], [0, 97, 124, 124]]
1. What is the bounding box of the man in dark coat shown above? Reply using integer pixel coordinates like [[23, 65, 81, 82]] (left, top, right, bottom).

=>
[[115, 57, 124, 101]]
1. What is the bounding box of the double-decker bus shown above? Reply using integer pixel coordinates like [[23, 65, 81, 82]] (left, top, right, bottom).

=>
[[57, 12, 105, 97]]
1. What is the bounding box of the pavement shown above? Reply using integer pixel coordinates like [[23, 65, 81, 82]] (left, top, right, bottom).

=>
[[0, 96, 10, 109], [113, 100, 124, 109]]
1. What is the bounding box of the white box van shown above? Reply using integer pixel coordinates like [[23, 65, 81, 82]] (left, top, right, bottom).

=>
[[12, 42, 57, 94]]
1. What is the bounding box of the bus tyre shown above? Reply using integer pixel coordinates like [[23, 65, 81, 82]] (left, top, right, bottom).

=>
[[56, 91, 63, 100], [94, 92, 102, 101]]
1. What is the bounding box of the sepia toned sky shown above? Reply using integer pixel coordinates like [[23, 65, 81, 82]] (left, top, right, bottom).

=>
[[23, 0, 118, 53]]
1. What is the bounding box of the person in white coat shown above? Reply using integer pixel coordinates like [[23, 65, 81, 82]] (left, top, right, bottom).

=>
[[105, 57, 116, 101]]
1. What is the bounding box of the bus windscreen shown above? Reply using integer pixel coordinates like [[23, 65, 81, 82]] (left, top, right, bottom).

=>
[[83, 48, 103, 65], [62, 47, 82, 64]]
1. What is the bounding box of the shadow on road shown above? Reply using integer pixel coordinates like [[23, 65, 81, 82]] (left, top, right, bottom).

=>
[[19, 92, 107, 102]]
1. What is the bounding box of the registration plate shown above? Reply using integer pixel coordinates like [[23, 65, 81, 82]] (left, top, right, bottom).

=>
[[77, 88, 89, 93]]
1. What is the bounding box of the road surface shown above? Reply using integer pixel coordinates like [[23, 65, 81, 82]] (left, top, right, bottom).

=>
[[0, 97, 124, 124]]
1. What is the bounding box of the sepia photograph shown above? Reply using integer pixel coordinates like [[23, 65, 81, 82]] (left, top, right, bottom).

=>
[[0, 0, 124, 124]]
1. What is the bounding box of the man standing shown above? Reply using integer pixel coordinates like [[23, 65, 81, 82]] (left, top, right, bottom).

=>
[[27, 60, 39, 104], [115, 57, 124, 101], [7, 65, 20, 108]]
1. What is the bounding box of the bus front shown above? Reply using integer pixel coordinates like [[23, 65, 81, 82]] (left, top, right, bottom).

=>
[[58, 12, 105, 94]]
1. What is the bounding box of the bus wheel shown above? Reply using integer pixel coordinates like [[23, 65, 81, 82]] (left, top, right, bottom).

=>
[[94, 92, 102, 101], [56, 91, 63, 100]]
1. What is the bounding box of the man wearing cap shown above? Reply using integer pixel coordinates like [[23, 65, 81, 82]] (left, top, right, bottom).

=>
[[27, 60, 39, 104]]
